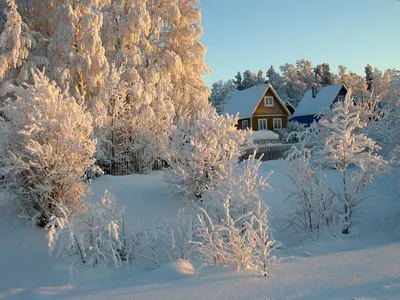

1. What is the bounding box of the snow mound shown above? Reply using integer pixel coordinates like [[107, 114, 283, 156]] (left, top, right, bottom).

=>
[[149, 260, 195, 280], [252, 130, 279, 140]]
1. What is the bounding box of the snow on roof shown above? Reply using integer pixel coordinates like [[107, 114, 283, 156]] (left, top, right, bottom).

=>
[[252, 130, 279, 140], [223, 84, 291, 119], [222, 84, 269, 119], [292, 84, 344, 117]]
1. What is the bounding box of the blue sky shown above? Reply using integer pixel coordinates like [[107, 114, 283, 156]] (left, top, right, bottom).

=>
[[199, 0, 400, 86]]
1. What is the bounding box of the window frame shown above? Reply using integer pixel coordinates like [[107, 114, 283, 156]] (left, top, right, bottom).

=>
[[264, 96, 274, 107], [258, 118, 267, 130], [273, 118, 282, 130], [242, 119, 248, 130]]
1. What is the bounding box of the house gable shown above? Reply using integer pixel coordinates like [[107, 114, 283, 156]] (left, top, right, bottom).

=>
[[253, 87, 288, 116]]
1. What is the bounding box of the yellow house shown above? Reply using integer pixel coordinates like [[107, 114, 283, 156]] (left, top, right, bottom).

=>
[[223, 84, 291, 131]]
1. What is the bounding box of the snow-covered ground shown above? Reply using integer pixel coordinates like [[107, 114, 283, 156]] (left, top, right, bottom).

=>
[[1, 160, 399, 300]]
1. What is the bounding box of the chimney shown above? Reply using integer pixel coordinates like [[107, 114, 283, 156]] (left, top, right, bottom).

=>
[[312, 85, 317, 98]]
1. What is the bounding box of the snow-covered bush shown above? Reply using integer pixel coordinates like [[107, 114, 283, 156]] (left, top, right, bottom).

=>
[[317, 94, 387, 234], [194, 200, 277, 275], [47, 190, 138, 269], [246, 201, 278, 276], [166, 106, 252, 199], [0, 70, 96, 225], [155, 210, 195, 262], [286, 119, 331, 164], [277, 121, 306, 144], [283, 152, 336, 237], [201, 152, 271, 222], [286, 94, 387, 235], [392, 146, 400, 202]]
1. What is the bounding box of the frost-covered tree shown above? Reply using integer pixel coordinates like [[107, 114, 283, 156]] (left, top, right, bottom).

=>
[[166, 106, 252, 199], [210, 79, 237, 113], [0, 0, 31, 80], [295, 59, 314, 91], [0, 70, 96, 225], [287, 94, 387, 234], [280, 63, 304, 100], [372, 68, 398, 104], [242, 69, 258, 90], [0, 0, 47, 102], [318, 94, 387, 233], [338, 65, 367, 98], [48, 1, 110, 105], [314, 63, 335, 86], [266, 65, 286, 101], [256, 69, 266, 85]]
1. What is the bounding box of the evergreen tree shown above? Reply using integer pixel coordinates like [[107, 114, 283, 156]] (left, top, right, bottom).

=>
[[210, 79, 237, 113], [234, 71, 245, 90], [242, 69, 258, 90], [365, 64, 374, 92]]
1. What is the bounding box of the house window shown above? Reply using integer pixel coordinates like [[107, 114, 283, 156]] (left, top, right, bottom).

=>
[[264, 96, 274, 107], [242, 120, 248, 130], [337, 95, 344, 102], [273, 118, 282, 130], [258, 119, 267, 130]]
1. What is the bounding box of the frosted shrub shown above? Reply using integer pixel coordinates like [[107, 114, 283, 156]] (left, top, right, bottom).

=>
[[155, 210, 195, 262], [47, 190, 137, 269], [392, 146, 400, 202], [0, 70, 96, 225], [166, 105, 252, 200], [283, 153, 336, 237], [277, 121, 306, 144], [318, 94, 387, 234], [201, 152, 271, 222], [194, 200, 276, 275], [246, 202, 277, 276]]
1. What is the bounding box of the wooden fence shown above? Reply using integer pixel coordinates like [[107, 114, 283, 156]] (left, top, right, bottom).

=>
[[241, 144, 293, 162], [97, 159, 168, 176]]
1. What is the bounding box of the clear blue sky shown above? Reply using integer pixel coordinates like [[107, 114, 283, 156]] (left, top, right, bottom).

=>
[[199, 0, 400, 87]]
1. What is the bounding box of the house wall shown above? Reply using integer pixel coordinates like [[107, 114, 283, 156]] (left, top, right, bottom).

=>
[[252, 116, 288, 131], [251, 88, 289, 131], [290, 115, 316, 126], [237, 118, 251, 130], [332, 86, 348, 106]]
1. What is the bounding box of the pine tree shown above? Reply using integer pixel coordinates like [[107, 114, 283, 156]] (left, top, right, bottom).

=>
[[365, 64, 374, 93], [242, 69, 258, 90], [234, 71, 245, 90]]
